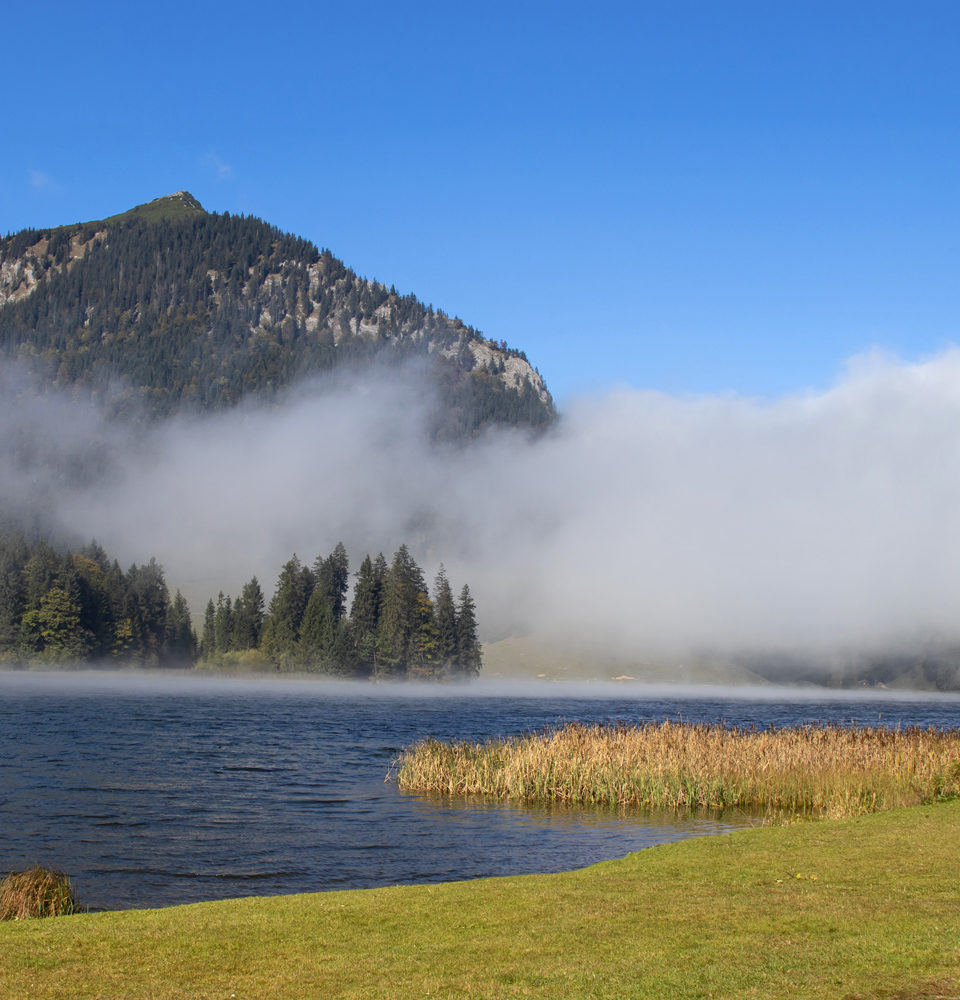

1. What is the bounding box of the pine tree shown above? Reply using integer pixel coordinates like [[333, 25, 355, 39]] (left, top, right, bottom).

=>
[[232, 576, 265, 649], [456, 584, 482, 676], [313, 542, 349, 623], [350, 553, 384, 674], [213, 593, 234, 654], [0, 535, 27, 652], [71, 553, 114, 658], [377, 545, 427, 677], [200, 598, 216, 658], [433, 565, 458, 671], [165, 590, 197, 663], [125, 559, 169, 663], [263, 555, 314, 664], [299, 588, 335, 669], [411, 590, 439, 675]]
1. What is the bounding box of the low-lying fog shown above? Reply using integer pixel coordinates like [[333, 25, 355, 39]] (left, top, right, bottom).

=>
[[3, 347, 960, 679], [4, 671, 960, 704]]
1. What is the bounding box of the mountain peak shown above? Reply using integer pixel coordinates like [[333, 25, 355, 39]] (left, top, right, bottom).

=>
[[164, 190, 204, 211], [105, 191, 206, 226]]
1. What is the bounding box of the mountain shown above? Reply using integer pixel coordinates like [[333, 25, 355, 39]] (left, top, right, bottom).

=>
[[0, 192, 554, 438]]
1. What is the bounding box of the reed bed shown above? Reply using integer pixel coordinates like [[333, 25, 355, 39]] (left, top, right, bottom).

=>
[[393, 721, 960, 821], [0, 866, 82, 920]]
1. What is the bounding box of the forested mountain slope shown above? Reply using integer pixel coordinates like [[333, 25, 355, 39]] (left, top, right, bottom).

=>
[[0, 192, 554, 438]]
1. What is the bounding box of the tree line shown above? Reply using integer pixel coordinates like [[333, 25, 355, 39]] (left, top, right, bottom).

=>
[[0, 534, 194, 666], [0, 534, 483, 679], [200, 542, 482, 679]]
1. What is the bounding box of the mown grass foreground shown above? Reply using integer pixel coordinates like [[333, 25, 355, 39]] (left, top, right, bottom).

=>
[[395, 721, 960, 820], [1, 802, 959, 999]]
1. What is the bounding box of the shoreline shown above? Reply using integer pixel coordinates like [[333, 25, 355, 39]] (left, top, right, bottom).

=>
[[3, 802, 958, 998]]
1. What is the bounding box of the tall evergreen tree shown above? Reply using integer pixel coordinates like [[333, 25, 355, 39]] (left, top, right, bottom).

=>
[[433, 565, 458, 670], [166, 590, 197, 663], [213, 593, 234, 654], [200, 598, 216, 658], [377, 545, 427, 677], [350, 553, 384, 674], [232, 576, 265, 650], [455, 584, 482, 676], [71, 553, 114, 658], [313, 542, 349, 623], [410, 590, 439, 675], [0, 534, 27, 651], [263, 555, 314, 663], [298, 587, 335, 668], [125, 558, 169, 663]]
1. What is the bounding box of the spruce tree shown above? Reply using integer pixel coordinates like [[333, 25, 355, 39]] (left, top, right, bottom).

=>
[[165, 590, 197, 664], [313, 542, 350, 623], [411, 590, 439, 675], [455, 584, 482, 676], [350, 553, 384, 675], [376, 545, 426, 677], [232, 576, 265, 649], [200, 598, 216, 658], [213, 593, 234, 654], [263, 555, 314, 664], [433, 565, 458, 672], [298, 588, 335, 669]]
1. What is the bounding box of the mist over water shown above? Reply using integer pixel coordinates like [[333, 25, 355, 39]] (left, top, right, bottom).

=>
[[3, 347, 960, 676]]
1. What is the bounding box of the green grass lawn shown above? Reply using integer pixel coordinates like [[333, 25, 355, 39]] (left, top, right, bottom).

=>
[[3, 802, 959, 999]]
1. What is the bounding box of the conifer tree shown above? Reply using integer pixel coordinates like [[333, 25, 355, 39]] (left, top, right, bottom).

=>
[[166, 590, 197, 663], [433, 565, 458, 670], [350, 553, 385, 674], [263, 555, 314, 663], [411, 590, 439, 675], [299, 587, 335, 668], [214, 593, 234, 654], [125, 559, 169, 663], [232, 576, 265, 649], [200, 598, 216, 658], [313, 542, 349, 623], [0, 535, 27, 650], [455, 584, 482, 676], [376, 545, 426, 677]]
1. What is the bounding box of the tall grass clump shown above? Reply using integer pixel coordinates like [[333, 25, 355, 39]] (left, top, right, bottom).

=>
[[0, 867, 82, 920], [394, 721, 960, 822]]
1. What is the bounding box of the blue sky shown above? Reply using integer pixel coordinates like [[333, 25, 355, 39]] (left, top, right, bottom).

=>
[[4, 1, 959, 404]]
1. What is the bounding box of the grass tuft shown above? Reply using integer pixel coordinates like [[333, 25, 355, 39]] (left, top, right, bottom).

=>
[[394, 721, 960, 821], [0, 866, 82, 920]]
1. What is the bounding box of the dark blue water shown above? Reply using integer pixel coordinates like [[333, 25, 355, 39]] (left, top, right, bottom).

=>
[[2, 672, 958, 912]]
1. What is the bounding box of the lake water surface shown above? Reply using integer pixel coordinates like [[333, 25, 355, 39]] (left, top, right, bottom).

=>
[[2, 671, 959, 911]]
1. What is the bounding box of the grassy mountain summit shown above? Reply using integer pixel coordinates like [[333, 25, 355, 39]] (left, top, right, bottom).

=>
[[0, 193, 554, 438]]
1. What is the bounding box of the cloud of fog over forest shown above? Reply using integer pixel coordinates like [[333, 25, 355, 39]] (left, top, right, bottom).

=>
[[3, 348, 960, 669]]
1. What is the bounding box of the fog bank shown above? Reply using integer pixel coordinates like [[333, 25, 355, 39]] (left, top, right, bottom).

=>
[[3, 348, 960, 671]]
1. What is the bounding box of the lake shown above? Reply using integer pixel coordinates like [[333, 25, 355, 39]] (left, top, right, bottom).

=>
[[2, 671, 959, 912]]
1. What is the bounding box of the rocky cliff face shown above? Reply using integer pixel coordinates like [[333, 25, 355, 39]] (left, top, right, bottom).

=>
[[0, 229, 105, 307]]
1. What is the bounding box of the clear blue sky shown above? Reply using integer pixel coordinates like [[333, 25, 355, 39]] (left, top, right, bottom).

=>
[[3, 1, 958, 404]]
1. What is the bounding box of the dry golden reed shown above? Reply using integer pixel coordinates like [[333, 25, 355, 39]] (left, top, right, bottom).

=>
[[0, 866, 82, 920], [394, 721, 960, 821]]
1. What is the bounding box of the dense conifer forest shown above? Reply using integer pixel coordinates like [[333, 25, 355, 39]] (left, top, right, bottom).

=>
[[0, 193, 554, 440], [200, 543, 481, 679], [0, 533, 482, 679], [0, 534, 194, 667]]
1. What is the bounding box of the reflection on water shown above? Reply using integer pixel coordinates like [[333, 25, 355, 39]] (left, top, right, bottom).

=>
[[1, 671, 957, 911]]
